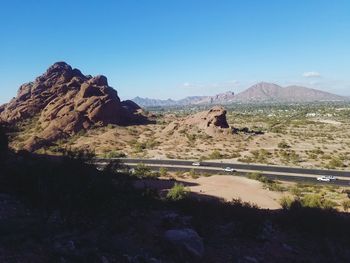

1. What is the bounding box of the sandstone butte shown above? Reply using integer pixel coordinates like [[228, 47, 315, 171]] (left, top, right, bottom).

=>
[[0, 62, 149, 151], [163, 106, 230, 136]]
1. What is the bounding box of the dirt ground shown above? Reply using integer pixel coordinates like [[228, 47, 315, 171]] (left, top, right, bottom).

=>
[[135, 175, 283, 209]]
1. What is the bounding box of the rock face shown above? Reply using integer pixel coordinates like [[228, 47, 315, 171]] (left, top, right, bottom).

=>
[[0, 62, 148, 151]]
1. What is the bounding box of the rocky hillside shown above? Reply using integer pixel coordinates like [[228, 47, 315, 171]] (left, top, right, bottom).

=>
[[233, 82, 346, 102], [0, 62, 148, 151], [132, 91, 234, 107]]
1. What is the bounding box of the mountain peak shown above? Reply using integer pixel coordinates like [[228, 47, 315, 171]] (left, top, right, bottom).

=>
[[234, 82, 345, 102]]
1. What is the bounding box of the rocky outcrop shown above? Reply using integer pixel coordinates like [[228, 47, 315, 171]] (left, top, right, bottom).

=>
[[183, 106, 229, 129], [0, 62, 148, 151], [163, 106, 230, 136]]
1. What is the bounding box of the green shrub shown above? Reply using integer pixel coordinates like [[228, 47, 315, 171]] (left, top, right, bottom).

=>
[[166, 183, 190, 201], [280, 196, 294, 209], [300, 194, 337, 209], [133, 163, 157, 178], [159, 167, 168, 177]]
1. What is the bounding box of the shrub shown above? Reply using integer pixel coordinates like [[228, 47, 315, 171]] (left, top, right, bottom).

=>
[[104, 151, 126, 158], [159, 167, 168, 177], [208, 150, 222, 159], [301, 194, 337, 209], [278, 141, 290, 149], [189, 168, 199, 179], [166, 183, 190, 201], [133, 163, 156, 178], [342, 200, 350, 212], [280, 196, 294, 209]]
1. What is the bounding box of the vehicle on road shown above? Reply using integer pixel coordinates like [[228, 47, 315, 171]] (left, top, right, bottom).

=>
[[325, 175, 337, 181], [223, 167, 236, 172], [317, 176, 331, 182], [192, 162, 201, 166]]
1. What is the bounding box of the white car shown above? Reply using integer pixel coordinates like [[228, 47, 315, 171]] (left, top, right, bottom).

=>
[[223, 167, 236, 172], [192, 162, 201, 166], [317, 176, 331, 182], [325, 175, 337, 181]]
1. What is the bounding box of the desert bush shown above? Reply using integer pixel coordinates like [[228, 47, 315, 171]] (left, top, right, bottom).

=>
[[104, 151, 126, 158], [159, 167, 168, 177], [278, 141, 290, 149], [133, 163, 157, 178], [208, 150, 223, 159], [247, 172, 285, 192], [280, 196, 294, 209], [341, 200, 350, 212], [166, 183, 190, 201], [300, 194, 338, 209], [189, 168, 199, 179]]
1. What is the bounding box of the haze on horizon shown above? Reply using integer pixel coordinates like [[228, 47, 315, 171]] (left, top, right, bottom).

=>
[[0, 0, 349, 104]]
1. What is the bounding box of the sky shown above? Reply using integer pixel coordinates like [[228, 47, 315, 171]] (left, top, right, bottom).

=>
[[0, 0, 349, 103]]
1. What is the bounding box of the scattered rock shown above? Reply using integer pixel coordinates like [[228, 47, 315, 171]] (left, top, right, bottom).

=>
[[244, 256, 259, 263]]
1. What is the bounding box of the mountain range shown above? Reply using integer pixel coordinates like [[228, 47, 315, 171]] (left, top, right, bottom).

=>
[[133, 82, 347, 107]]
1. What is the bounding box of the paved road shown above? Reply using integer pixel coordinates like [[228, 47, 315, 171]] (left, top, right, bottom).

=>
[[98, 158, 350, 176], [95, 158, 350, 186]]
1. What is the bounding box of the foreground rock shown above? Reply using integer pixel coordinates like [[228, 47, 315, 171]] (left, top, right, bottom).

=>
[[0, 62, 149, 151], [164, 228, 204, 261]]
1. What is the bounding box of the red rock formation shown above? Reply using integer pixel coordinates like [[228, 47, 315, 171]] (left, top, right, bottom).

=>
[[163, 106, 230, 136]]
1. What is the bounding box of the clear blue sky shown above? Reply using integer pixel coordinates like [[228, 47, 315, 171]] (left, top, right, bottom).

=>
[[0, 0, 349, 103]]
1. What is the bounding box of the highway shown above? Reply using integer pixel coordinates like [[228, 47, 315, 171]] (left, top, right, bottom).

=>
[[95, 158, 350, 186]]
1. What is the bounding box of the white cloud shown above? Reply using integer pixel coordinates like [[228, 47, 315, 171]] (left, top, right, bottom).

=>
[[303, 71, 321, 78]]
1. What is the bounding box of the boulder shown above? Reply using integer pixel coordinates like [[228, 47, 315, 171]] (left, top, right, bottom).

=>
[[163, 228, 204, 261]]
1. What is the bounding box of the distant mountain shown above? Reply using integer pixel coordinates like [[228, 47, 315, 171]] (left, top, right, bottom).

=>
[[132, 96, 178, 107], [233, 82, 346, 103], [133, 82, 346, 107], [132, 91, 235, 107]]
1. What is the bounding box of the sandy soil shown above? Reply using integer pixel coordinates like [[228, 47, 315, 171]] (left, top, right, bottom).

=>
[[135, 175, 283, 209], [183, 175, 283, 209]]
